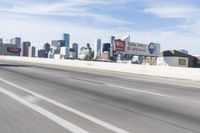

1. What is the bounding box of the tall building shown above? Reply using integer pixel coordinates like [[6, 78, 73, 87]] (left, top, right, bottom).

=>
[[10, 37, 21, 48], [110, 36, 115, 44], [102, 43, 111, 52], [28, 46, 36, 57], [22, 41, 31, 57], [72, 43, 78, 59], [51, 40, 65, 54], [110, 36, 115, 58], [63, 33, 70, 48], [94, 39, 101, 60], [43, 43, 51, 58]]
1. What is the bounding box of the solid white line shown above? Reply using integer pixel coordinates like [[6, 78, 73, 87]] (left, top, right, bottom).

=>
[[0, 87, 89, 133], [0, 78, 130, 133], [106, 84, 171, 98], [106, 84, 200, 104]]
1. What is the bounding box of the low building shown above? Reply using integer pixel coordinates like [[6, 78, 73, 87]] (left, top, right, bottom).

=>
[[38, 49, 46, 58], [157, 50, 199, 67], [101, 51, 110, 60], [0, 44, 21, 56]]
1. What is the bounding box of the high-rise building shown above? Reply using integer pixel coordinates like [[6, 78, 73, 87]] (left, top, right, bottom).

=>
[[72, 43, 79, 59], [110, 36, 115, 45], [94, 39, 101, 60], [22, 41, 31, 57], [51, 40, 65, 54], [102, 43, 111, 52], [28, 46, 36, 57], [43, 43, 51, 58], [110, 36, 115, 58], [10, 37, 21, 48], [63, 33, 70, 48]]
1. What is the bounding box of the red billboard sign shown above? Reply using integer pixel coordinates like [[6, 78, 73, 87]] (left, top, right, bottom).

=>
[[7, 47, 21, 54], [114, 40, 125, 52]]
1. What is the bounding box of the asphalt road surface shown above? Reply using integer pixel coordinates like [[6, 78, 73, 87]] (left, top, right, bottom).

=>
[[0, 60, 200, 133]]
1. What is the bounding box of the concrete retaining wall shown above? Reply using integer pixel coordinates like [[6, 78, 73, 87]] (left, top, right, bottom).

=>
[[1, 56, 200, 81]]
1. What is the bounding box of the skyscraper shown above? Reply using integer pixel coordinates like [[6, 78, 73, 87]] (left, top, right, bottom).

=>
[[63, 33, 70, 48], [110, 36, 115, 58], [72, 43, 79, 59], [94, 39, 101, 60], [43, 43, 51, 58], [110, 36, 115, 45], [10, 37, 21, 48], [51, 40, 65, 54], [102, 43, 111, 52], [22, 41, 31, 57], [28, 46, 36, 57]]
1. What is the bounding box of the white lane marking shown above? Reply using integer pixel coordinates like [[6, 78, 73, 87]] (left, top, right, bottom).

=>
[[0, 78, 130, 133], [23, 95, 38, 103], [0, 87, 89, 133], [106, 84, 171, 98], [106, 84, 200, 104]]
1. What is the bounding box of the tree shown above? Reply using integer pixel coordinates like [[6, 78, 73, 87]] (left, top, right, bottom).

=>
[[85, 51, 94, 61]]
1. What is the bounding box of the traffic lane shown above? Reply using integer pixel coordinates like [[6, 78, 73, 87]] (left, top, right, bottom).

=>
[[1, 66, 200, 132], [0, 93, 70, 133], [1, 61, 200, 102], [2, 60, 200, 89], [0, 77, 198, 133], [1, 62, 200, 121]]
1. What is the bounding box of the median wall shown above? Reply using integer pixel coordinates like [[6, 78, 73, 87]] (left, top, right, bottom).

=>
[[1, 56, 200, 81]]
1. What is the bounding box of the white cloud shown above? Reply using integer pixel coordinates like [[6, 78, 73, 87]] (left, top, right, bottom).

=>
[[0, 0, 130, 25], [143, 6, 200, 19]]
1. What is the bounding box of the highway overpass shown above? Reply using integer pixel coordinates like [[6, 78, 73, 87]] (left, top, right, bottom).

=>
[[0, 60, 200, 133]]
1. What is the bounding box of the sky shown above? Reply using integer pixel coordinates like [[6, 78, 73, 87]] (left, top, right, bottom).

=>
[[0, 0, 200, 55]]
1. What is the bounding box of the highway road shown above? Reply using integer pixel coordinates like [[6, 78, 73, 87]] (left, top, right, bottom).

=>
[[0, 60, 200, 133]]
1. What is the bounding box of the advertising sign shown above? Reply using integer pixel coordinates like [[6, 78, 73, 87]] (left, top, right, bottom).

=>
[[7, 47, 21, 54], [125, 42, 160, 56], [114, 40, 125, 52]]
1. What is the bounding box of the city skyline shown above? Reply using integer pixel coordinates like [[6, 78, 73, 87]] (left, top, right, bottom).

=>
[[0, 0, 200, 55]]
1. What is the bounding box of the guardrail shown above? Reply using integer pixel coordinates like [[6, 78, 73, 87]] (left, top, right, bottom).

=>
[[0, 56, 200, 81]]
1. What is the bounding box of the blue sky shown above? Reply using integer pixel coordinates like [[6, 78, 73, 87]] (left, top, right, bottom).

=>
[[0, 0, 200, 55]]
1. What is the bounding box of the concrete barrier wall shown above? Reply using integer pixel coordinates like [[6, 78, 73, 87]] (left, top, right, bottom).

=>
[[0, 56, 200, 81]]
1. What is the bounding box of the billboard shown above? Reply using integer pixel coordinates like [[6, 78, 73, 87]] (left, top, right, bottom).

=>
[[7, 47, 21, 54], [114, 40, 125, 52], [125, 42, 160, 56]]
